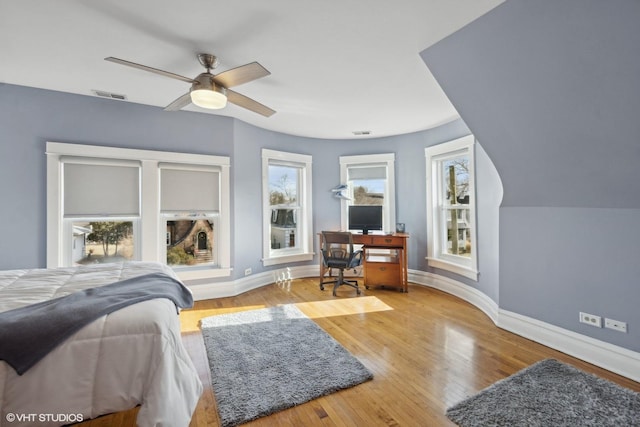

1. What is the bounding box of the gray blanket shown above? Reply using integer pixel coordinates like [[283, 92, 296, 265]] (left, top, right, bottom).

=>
[[0, 272, 193, 375]]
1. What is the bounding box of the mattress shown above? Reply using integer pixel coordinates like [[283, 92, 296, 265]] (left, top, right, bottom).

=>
[[0, 261, 203, 427]]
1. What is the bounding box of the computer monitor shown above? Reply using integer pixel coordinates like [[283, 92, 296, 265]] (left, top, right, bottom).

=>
[[348, 205, 383, 235]]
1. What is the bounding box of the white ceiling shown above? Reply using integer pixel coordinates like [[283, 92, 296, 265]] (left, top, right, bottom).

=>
[[0, 0, 503, 140]]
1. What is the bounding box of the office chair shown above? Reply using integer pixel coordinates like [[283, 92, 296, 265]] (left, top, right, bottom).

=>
[[320, 231, 363, 296]]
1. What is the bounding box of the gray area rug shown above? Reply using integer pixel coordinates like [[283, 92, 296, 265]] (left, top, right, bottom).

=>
[[446, 358, 640, 426], [201, 304, 373, 427]]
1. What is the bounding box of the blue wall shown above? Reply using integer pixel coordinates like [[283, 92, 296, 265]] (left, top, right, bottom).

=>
[[0, 83, 500, 302], [0, 83, 233, 270], [420, 0, 640, 351], [230, 118, 500, 288]]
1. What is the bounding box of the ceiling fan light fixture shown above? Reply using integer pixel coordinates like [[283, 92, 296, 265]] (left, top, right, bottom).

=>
[[191, 87, 227, 109], [106, 54, 274, 116]]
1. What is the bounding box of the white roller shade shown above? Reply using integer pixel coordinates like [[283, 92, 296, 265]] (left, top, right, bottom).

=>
[[161, 167, 220, 213], [63, 162, 140, 217], [348, 165, 387, 180]]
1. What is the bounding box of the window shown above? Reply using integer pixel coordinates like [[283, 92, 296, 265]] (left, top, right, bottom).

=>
[[60, 157, 141, 267], [160, 164, 221, 271], [262, 149, 313, 266], [425, 135, 478, 280], [339, 153, 396, 233], [47, 142, 231, 280]]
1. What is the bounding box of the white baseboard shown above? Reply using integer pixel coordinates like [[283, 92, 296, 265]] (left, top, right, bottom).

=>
[[498, 309, 640, 383], [189, 266, 640, 383], [408, 269, 640, 383], [408, 269, 499, 323], [189, 265, 318, 300]]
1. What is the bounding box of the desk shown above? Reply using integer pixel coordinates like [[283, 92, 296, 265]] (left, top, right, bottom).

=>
[[319, 232, 409, 292]]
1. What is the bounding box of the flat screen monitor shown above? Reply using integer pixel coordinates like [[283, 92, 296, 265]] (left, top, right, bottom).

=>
[[348, 205, 383, 234]]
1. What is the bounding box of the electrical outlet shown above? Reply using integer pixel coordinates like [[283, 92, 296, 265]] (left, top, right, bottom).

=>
[[244, 267, 252, 276], [605, 318, 627, 333], [579, 312, 602, 327]]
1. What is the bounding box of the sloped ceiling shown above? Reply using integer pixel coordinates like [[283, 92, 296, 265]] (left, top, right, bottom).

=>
[[420, 0, 640, 208]]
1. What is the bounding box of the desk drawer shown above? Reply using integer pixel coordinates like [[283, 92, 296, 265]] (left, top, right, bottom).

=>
[[370, 235, 403, 247], [365, 263, 401, 286]]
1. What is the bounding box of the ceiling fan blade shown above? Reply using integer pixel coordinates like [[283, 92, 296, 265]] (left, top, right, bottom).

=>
[[226, 89, 276, 117], [164, 92, 192, 111], [213, 62, 270, 88], [105, 57, 196, 84]]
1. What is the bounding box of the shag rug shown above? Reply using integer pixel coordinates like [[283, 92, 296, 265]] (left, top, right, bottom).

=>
[[446, 358, 640, 426], [200, 304, 373, 427]]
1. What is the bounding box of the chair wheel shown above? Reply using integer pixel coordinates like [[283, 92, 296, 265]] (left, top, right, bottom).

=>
[[320, 285, 324, 291], [365, 286, 369, 290]]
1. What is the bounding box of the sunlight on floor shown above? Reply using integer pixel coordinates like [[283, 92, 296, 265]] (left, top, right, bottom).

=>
[[180, 304, 267, 332], [180, 296, 394, 332], [293, 296, 394, 319]]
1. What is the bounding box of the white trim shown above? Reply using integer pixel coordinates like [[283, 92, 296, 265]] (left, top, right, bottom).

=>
[[141, 159, 160, 261], [262, 253, 314, 267], [261, 149, 314, 266], [188, 264, 317, 300], [498, 309, 640, 383], [46, 153, 63, 268], [46, 142, 231, 279], [424, 257, 479, 281], [409, 269, 498, 323], [47, 142, 230, 166], [176, 267, 232, 281], [339, 153, 395, 165], [262, 148, 311, 165], [158, 162, 222, 172], [408, 269, 640, 383]]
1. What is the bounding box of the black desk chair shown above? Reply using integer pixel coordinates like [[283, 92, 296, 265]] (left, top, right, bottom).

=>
[[320, 231, 363, 296]]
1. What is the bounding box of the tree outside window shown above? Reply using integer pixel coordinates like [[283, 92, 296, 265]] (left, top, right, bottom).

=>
[[442, 157, 471, 257], [74, 220, 135, 264], [261, 149, 313, 267], [425, 135, 478, 280]]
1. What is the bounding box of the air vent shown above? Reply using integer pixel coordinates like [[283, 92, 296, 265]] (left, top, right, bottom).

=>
[[92, 89, 127, 100], [352, 130, 371, 136]]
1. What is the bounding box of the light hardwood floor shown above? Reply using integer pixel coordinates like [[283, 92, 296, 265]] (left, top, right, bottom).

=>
[[77, 278, 640, 426]]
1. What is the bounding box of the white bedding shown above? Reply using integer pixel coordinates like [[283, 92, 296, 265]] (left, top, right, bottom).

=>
[[0, 262, 203, 427]]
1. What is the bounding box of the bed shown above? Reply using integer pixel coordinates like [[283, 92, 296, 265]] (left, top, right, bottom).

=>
[[0, 261, 203, 427]]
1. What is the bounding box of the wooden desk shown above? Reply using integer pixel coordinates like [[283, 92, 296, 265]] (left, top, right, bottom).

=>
[[319, 232, 409, 292]]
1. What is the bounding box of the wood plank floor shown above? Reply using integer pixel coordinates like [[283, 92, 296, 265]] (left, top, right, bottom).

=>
[[77, 278, 640, 426]]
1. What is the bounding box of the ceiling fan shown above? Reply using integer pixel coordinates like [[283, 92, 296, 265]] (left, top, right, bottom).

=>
[[105, 53, 275, 117]]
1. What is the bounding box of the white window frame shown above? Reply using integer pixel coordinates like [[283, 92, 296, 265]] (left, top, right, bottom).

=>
[[46, 141, 231, 280], [339, 153, 396, 233], [425, 135, 478, 280], [261, 149, 314, 266]]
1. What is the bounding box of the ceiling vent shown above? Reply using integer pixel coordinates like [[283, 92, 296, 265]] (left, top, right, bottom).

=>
[[352, 130, 371, 136], [92, 89, 127, 100]]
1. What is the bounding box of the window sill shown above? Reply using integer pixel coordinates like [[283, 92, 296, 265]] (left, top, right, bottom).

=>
[[263, 252, 314, 267], [426, 257, 478, 281]]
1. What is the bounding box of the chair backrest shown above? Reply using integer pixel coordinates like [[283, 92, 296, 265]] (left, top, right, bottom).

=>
[[321, 231, 354, 264]]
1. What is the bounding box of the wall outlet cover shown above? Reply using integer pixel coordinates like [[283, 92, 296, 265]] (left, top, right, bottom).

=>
[[604, 318, 627, 333], [579, 312, 602, 328]]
